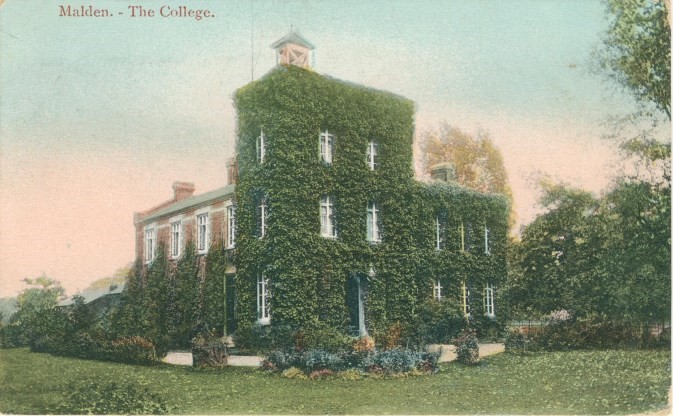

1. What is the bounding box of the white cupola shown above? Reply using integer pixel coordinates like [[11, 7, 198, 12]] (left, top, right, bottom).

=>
[[271, 29, 315, 69]]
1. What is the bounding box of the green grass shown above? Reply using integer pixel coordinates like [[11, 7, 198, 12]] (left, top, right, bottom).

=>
[[0, 348, 669, 414]]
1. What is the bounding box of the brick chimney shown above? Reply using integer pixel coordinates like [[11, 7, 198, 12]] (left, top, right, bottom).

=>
[[172, 181, 195, 202], [226, 157, 238, 185], [430, 163, 457, 183]]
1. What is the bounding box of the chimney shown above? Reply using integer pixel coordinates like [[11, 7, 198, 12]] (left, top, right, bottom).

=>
[[226, 157, 238, 185], [430, 163, 457, 183], [172, 181, 195, 202]]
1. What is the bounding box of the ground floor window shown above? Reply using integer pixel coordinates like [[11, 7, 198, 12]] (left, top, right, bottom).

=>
[[461, 280, 470, 317], [433, 279, 442, 301], [484, 282, 495, 317], [257, 273, 270, 324]]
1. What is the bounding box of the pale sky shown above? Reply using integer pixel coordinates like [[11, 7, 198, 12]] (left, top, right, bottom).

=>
[[0, 0, 667, 297]]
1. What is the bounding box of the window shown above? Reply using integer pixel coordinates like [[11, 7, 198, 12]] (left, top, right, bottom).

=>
[[484, 225, 491, 255], [435, 212, 447, 251], [257, 194, 269, 238], [367, 140, 378, 170], [144, 228, 155, 263], [461, 280, 470, 317], [257, 273, 270, 324], [459, 222, 465, 252], [484, 282, 495, 317], [171, 221, 181, 258], [320, 195, 337, 238], [227, 206, 236, 248], [197, 213, 209, 253], [256, 129, 266, 164], [320, 130, 334, 164], [433, 279, 443, 301], [366, 201, 381, 243]]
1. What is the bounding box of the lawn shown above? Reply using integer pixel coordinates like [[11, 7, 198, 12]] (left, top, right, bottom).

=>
[[0, 348, 669, 414]]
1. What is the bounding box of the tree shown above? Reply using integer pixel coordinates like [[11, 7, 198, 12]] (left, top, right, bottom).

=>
[[84, 263, 133, 291], [419, 123, 512, 199], [597, 0, 671, 119]]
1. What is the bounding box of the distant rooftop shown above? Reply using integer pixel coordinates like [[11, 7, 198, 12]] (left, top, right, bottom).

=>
[[137, 184, 235, 225], [59, 282, 125, 307]]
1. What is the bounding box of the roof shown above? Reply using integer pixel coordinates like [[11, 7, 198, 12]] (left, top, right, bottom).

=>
[[270, 30, 315, 50], [59, 283, 125, 307], [137, 184, 235, 225]]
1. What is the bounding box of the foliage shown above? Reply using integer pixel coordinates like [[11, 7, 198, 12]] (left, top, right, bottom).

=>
[[1, 348, 669, 414], [503, 329, 527, 353], [403, 300, 467, 347], [419, 123, 512, 200], [508, 179, 670, 324], [191, 330, 228, 368], [297, 322, 353, 353], [454, 329, 479, 365], [596, 0, 670, 119], [54, 379, 169, 415], [83, 263, 132, 291], [234, 65, 509, 332]]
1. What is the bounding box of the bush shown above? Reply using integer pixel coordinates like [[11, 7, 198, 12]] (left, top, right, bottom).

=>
[[504, 329, 527, 353], [454, 329, 479, 365], [363, 348, 424, 374], [352, 336, 376, 352], [191, 331, 227, 368], [110, 336, 157, 365], [282, 367, 307, 380], [264, 349, 300, 371], [232, 323, 294, 354], [298, 323, 352, 353], [403, 300, 467, 347], [299, 349, 345, 373], [54, 380, 169, 414]]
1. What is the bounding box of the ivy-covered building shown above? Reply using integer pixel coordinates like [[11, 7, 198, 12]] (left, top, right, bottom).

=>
[[134, 31, 508, 338]]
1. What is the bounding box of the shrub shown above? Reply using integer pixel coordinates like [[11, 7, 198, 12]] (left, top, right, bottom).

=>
[[298, 323, 352, 353], [454, 329, 479, 365], [110, 336, 157, 365], [232, 323, 294, 354], [308, 369, 335, 379], [504, 329, 527, 353], [363, 348, 425, 373], [282, 367, 307, 380], [403, 300, 467, 347], [191, 331, 227, 368], [54, 380, 169, 414], [264, 349, 300, 371], [376, 322, 405, 350], [299, 349, 345, 373], [352, 336, 376, 352]]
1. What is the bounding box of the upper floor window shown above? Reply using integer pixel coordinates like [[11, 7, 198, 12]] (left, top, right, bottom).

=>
[[484, 225, 491, 255], [256, 129, 266, 164], [461, 280, 470, 317], [320, 130, 334, 165], [459, 221, 472, 252], [257, 194, 269, 239], [367, 201, 381, 243], [171, 221, 181, 258], [197, 213, 209, 253], [145, 228, 156, 263], [484, 282, 495, 317], [459, 222, 465, 252], [435, 211, 447, 251], [227, 205, 236, 248], [257, 272, 271, 324], [433, 279, 443, 301], [367, 140, 378, 170], [320, 195, 337, 238]]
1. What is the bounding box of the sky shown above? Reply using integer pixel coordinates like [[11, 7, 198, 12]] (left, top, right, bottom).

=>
[[0, 0, 667, 298]]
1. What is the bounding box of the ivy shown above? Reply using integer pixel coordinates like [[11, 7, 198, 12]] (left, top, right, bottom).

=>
[[234, 65, 509, 332]]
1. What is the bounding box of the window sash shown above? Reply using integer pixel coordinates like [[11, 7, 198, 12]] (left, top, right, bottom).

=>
[[257, 196, 268, 238], [227, 206, 236, 248], [197, 214, 209, 252], [257, 273, 270, 323], [484, 283, 495, 317], [320, 196, 337, 238], [171, 222, 181, 258], [320, 131, 334, 164], [461, 280, 470, 316], [367, 141, 378, 170], [433, 279, 442, 301], [484, 225, 491, 254], [367, 201, 380, 243], [256, 130, 265, 164], [145, 229, 155, 262]]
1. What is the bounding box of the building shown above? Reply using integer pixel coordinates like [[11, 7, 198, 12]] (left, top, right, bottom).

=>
[[134, 30, 508, 337]]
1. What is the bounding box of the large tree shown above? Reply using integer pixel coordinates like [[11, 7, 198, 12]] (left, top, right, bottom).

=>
[[597, 0, 671, 119], [419, 123, 512, 200]]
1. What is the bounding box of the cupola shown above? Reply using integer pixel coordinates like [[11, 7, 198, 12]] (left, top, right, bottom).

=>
[[271, 29, 315, 69]]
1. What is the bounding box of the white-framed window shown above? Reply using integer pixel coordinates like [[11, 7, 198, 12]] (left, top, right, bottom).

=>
[[257, 272, 271, 324], [367, 140, 378, 170], [433, 279, 443, 301], [320, 195, 337, 238], [366, 201, 381, 243], [197, 213, 209, 253], [171, 221, 181, 258], [484, 282, 495, 317], [256, 129, 266, 164], [144, 228, 156, 263], [227, 205, 236, 248], [484, 225, 491, 255], [320, 130, 334, 164], [461, 280, 470, 317], [257, 194, 268, 239]]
